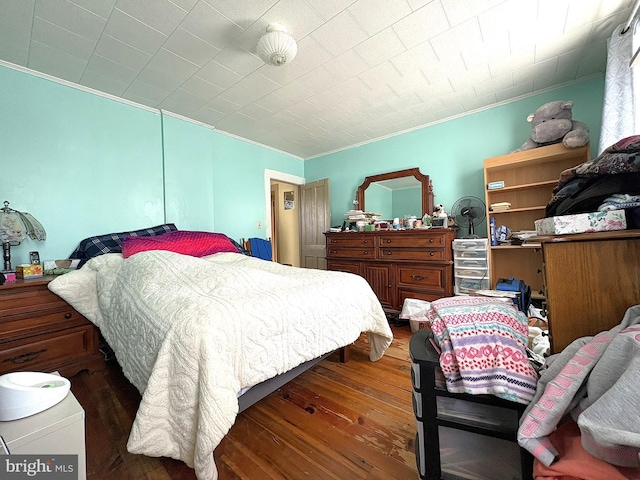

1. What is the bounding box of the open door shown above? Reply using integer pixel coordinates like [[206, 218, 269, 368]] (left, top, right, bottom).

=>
[[300, 178, 330, 269]]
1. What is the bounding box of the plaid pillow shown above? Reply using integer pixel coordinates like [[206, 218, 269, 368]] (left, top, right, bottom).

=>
[[69, 223, 178, 267]]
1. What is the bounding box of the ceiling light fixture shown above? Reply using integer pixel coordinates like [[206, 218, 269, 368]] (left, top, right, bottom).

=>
[[256, 23, 297, 66]]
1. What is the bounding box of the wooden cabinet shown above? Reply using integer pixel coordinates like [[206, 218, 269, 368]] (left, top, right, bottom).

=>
[[483, 143, 590, 297], [325, 229, 455, 313], [539, 230, 640, 353], [0, 276, 104, 377]]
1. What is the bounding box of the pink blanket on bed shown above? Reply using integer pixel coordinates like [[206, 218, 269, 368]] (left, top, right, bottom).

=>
[[427, 296, 537, 404]]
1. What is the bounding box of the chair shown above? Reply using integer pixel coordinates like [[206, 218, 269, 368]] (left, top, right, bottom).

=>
[[242, 238, 273, 261]]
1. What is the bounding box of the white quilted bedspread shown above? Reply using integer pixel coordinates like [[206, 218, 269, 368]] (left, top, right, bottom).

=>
[[48, 251, 393, 480]]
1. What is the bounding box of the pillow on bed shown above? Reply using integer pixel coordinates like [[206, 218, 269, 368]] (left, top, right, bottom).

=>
[[122, 230, 239, 258]]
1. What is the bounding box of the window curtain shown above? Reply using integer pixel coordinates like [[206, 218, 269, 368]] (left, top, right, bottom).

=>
[[598, 21, 639, 154]]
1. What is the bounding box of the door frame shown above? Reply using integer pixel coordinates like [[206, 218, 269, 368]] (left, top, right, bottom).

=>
[[264, 169, 305, 243]]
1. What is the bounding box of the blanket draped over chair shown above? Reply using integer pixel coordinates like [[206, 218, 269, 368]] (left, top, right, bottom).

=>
[[49, 251, 393, 480]]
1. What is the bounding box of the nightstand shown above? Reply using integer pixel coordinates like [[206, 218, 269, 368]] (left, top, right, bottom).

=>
[[0, 275, 104, 377]]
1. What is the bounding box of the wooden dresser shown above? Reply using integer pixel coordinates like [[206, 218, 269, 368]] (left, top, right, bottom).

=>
[[0, 275, 104, 377], [325, 229, 456, 314], [538, 230, 640, 353]]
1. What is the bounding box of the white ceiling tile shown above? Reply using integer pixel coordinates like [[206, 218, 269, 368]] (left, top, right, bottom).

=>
[[27, 41, 87, 82], [431, 17, 484, 67], [196, 59, 242, 89], [159, 88, 205, 115], [274, 79, 315, 104], [32, 17, 95, 61], [233, 19, 268, 53], [34, 0, 106, 42], [332, 76, 371, 99], [163, 27, 220, 67], [354, 27, 406, 67], [311, 10, 369, 56], [68, 0, 116, 19], [287, 34, 333, 73], [323, 49, 369, 81], [392, 42, 436, 76], [441, 0, 505, 27], [393, 2, 449, 49], [180, 1, 243, 50], [512, 56, 559, 85], [201, 0, 277, 29], [84, 53, 138, 85], [348, 0, 412, 36], [262, 0, 325, 38], [103, 8, 168, 55], [94, 34, 152, 71], [258, 62, 305, 86], [297, 66, 339, 94], [2, 0, 35, 28], [489, 46, 535, 78], [535, 24, 591, 63], [473, 73, 514, 98], [358, 60, 402, 89], [219, 72, 280, 105], [167, 0, 198, 11], [116, 0, 187, 36], [181, 75, 224, 99], [303, 0, 355, 21], [204, 95, 242, 114], [238, 102, 273, 120], [253, 91, 294, 112], [432, 103, 465, 120], [124, 79, 171, 107], [213, 44, 263, 76], [191, 104, 227, 125], [80, 69, 128, 96], [495, 81, 534, 102], [138, 49, 200, 91]]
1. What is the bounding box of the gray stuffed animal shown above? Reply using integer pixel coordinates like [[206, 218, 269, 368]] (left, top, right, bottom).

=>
[[513, 101, 589, 152]]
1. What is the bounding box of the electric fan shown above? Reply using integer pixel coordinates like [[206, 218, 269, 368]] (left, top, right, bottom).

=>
[[450, 196, 486, 238]]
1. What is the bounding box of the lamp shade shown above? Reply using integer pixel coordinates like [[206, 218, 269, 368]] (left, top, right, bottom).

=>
[[0, 201, 46, 272], [256, 23, 297, 66]]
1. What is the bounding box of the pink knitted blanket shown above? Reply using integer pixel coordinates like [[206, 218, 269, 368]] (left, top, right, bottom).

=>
[[427, 296, 538, 404]]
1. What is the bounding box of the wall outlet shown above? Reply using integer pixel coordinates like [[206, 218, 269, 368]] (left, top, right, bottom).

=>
[[257, 221, 262, 229]]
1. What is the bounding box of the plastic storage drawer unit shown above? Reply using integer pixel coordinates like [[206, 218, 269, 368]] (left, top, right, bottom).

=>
[[409, 329, 533, 480]]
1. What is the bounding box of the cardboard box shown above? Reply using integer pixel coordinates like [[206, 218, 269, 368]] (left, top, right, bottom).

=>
[[534, 209, 627, 235], [15, 264, 43, 279]]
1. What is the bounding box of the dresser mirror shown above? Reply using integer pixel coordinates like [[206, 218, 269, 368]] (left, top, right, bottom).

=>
[[356, 168, 434, 220]]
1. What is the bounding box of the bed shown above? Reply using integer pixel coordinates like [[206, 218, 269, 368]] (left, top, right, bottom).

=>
[[48, 228, 393, 480]]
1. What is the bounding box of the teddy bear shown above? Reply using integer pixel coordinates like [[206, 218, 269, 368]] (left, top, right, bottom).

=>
[[433, 204, 447, 217], [512, 100, 589, 152]]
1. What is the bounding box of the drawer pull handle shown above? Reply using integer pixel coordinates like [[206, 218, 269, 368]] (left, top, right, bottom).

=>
[[429, 239, 434, 243], [430, 252, 434, 256], [411, 275, 427, 281], [385, 239, 391, 243], [386, 251, 392, 255], [363, 251, 368, 255], [64, 312, 72, 319], [3, 349, 47, 364]]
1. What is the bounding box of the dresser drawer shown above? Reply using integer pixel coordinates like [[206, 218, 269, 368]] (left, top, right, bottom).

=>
[[326, 235, 374, 247], [379, 234, 446, 248], [0, 306, 88, 342], [326, 246, 375, 258], [0, 286, 67, 317], [380, 248, 446, 261], [0, 325, 97, 375], [326, 260, 360, 275], [397, 266, 445, 288]]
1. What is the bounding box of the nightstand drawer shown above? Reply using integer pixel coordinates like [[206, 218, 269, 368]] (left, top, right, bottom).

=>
[[0, 325, 97, 375], [0, 287, 67, 317], [0, 307, 87, 341]]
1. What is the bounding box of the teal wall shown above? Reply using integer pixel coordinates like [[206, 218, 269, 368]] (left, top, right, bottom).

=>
[[0, 61, 605, 265], [305, 76, 605, 237], [0, 64, 303, 265]]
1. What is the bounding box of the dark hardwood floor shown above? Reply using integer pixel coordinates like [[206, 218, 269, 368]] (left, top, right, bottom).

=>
[[71, 324, 417, 480]]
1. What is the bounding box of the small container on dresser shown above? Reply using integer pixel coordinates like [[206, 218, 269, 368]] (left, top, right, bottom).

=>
[[410, 329, 533, 480], [0, 276, 104, 377], [452, 238, 489, 295]]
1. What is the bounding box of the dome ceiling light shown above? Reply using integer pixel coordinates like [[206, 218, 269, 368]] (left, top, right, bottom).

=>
[[256, 23, 297, 66]]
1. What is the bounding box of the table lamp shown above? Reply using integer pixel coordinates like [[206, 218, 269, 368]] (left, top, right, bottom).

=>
[[0, 201, 46, 272]]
